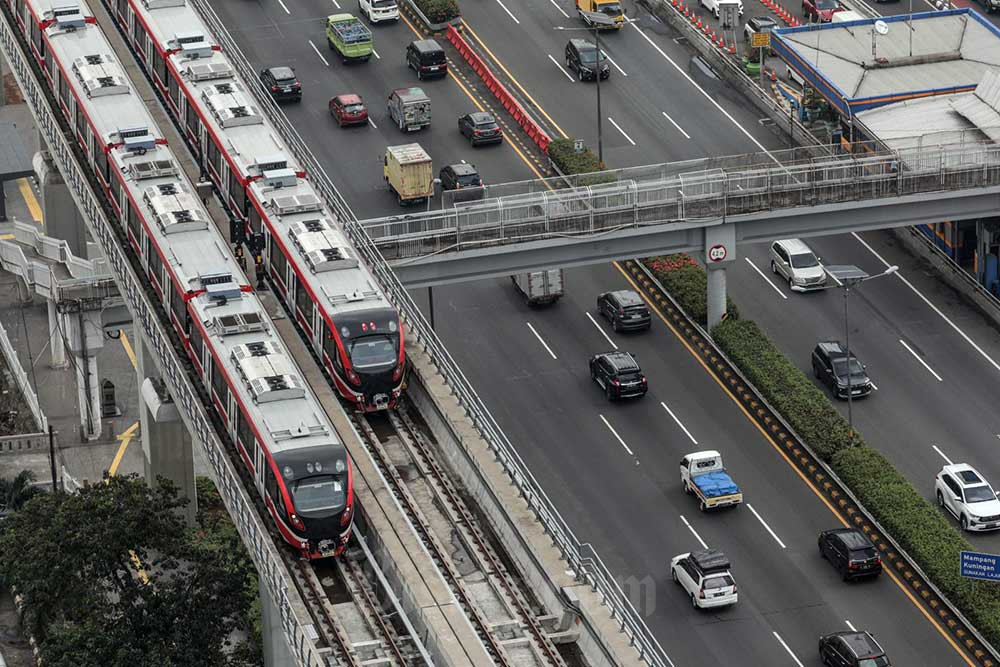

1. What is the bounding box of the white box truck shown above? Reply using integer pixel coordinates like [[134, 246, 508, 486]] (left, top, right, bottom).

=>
[[511, 270, 564, 306]]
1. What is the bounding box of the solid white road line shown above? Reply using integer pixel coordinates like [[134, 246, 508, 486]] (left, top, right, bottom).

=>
[[548, 54, 576, 82], [331, 0, 341, 7], [662, 111, 691, 139], [585, 312, 618, 349], [525, 322, 557, 359], [600, 415, 635, 456], [932, 444, 953, 465], [773, 632, 805, 667], [309, 40, 330, 67], [661, 401, 698, 445], [605, 55, 628, 76], [747, 504, 787, 549], [276, 0, 291, 13], [845, 620, 857, 632], [744, 257, 788, 299], [367, 117, 378, 129], [547, 0, 570, 17], [630, 22, 779, 164], [899, 339, 943, 382], [494, 0, 520, 23], [852, 232, 1000, 375], [680, 515, 708, 549], [372, 48, 381, 59], [607, 117, 636, 146]]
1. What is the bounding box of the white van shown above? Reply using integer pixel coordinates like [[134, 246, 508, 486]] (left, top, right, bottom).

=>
[[359, 0, 398, 23]]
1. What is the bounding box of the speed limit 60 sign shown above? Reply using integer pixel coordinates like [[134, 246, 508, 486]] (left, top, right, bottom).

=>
[[708, 244, 728, 262]]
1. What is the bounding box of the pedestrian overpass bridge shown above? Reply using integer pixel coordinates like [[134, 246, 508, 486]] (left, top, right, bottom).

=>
[[360, 142, 1000, 287]]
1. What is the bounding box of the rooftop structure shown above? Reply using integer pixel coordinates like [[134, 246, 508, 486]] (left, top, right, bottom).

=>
[[771, 9, 1000, 116]]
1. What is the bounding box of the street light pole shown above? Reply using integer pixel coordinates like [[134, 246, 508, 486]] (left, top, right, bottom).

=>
[[843, 282, 853, 444], [594, 24, 603, 165]]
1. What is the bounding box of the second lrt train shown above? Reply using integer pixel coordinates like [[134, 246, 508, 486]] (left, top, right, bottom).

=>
[[4, 0, 353, 558], [101, 0, 407, 412]]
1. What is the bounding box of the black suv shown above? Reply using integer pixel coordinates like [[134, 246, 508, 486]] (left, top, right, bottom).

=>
[[564, 39, 610, 81], [459, 112, 503, 146], [811, 341, 872, 399], [818, 528, 882, 581], [597, 290, 650, 332], [259, 66, 301, 102], [406, 39, 447, 80], [819, 631, 890, 667], [589, 351, 647, 401]]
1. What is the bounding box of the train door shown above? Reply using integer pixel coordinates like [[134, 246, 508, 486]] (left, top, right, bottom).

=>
[[312, 307, 323, 352], [253, 439, 265, 494]]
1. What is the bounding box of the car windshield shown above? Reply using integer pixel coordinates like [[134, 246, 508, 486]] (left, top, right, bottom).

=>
[[703, 575, 734, 589], [790, 252, 819, 268], [966, 485, 996, 503], [373, 0, 396, 6], [291, 475, 345, 513], [344, 103, 365, 113], [858, 658, 889, 667], [579, 49, 606, 64], [817, 0, 838, 9], [457, 173, 482, 187], [832, 358, 865, 376], [349, 335, 398, 369], [600, 2, 622, 14], [849, 547, 877, 560]]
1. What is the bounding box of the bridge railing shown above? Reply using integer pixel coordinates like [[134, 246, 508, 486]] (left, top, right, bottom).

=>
[[366, 141, 1000, 261], [188, 1, 674, 664]]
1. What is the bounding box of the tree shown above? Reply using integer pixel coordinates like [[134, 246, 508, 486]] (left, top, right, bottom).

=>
[[0, 474, 256, 666], [0, 469, 43, 512]]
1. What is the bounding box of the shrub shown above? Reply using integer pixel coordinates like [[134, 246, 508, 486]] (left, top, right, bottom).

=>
[[643, 254, 738, 325], [413, 0, 459, 23], [547, 137, 603, 175], [711, 318, 854, 461]]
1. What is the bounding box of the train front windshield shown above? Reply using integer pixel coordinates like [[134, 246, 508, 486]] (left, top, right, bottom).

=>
[[292, 475, 346, 513], [349, 335, 398, 369]]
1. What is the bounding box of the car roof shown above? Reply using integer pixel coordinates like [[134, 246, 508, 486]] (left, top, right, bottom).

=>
[[469, 111, 495, 123], [334, 93, 362, 104], [817, 340, 847, 356], [569, 38, 595, 49], [943, 463, 986, 486], [446, 163, 479, 176], [832, 631, 883, 658], [606, 290, 645, 306], [411, 39, 442, 51], [266, 66, 295, 79], [752, 15, 776, 24], [600, 351, 639, 370], [775, 238, 813, 254], [690, 548, 731, 573], [828, 528, 873, 550]]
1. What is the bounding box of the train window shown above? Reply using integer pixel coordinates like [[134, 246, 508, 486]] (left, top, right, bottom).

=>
[[147, 246, 163, 290], [115, 0, 127, 21], [295, 276, 312, 322], [94, 145, 109, 185], [324, 324, 344, 371], [248, 205, 262, 236], [151, 49, 166, 88], [44, 50, 52, 76], [189, 321, 204, 368], [57, 72, 70, 114], [110, 170, 122, 212], [228, 172, 247, 217], [15, 0, 24, 23], [206, 138, 222, 180], [236, 409, 253, 450], [265, 466, 281, 510], [167, 72, 180, 111], [212, 359, 228, 410], [132, 18, 145, 55], [127, 203, 142, 249], [170, 289, 188, 333], [269, 238, 287, 289], [29, 21, 41, 56], [75, 105, 87, 154]]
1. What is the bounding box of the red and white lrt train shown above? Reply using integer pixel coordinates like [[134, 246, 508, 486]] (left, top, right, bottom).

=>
[[100, 0, 407, 412], [4, 0, 354, 558]]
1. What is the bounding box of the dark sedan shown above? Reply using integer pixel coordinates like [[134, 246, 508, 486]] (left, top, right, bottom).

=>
[[459, 112, 503, 147], [260, 66, 301, 103]]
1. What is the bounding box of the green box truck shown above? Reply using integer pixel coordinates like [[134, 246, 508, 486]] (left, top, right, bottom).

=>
[[325, 14, 373, 63]]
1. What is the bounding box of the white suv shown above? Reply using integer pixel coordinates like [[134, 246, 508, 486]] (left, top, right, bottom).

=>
[[770, 238, 827, 291], [935, 463, 1000, 532], [670, 549, 738, 609], [359, 0, 398, 22]]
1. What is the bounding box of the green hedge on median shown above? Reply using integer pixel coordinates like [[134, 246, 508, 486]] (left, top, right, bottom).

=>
[[413, 0, 459, 24], [644, 255, 738, 326], [548, 138, 603, 174]]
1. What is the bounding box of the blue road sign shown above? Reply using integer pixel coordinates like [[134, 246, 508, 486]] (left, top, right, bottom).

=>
[[960, 551, 1000, 582]]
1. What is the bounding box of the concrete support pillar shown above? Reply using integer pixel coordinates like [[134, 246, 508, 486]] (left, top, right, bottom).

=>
[[74, 349, 100, 440], [706, 264, 727, 329], [32, 153, 86, 256], [260, 577, 296, 667], [46, 298, 67, 369], [63, 309, 103, 441], [135, 333, 197, 526]]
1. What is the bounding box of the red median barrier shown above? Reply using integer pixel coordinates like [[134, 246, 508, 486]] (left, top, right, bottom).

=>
[[446, 25, 551, 153]]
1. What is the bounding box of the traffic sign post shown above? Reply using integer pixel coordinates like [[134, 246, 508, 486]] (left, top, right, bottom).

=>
[[750, 32, 771, 49], [960, 550, 1000, 582]]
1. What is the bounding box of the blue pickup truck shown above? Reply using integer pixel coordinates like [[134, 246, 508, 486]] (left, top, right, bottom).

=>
[[680, 450, 743, 512]]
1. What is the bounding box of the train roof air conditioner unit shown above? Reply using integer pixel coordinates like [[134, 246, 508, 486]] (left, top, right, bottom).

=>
[[129, 158, 176, 180], [73, 55, 129, 97], [248, 375, 305, 403], [185, 61, 233, 82], [261, 168, 297, 189], [50, 3, 86, 29], [172, 32, 213, 60], [118, 126, 156, 152], [270, 193, 322, 216]]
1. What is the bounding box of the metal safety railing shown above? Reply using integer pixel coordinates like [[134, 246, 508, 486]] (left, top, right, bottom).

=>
[[365, 140, 1000, 262], [189, 1, 673, 664], [0, 318, 46, 433]]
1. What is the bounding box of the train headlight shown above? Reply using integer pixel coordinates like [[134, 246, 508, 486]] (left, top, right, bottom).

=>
[[392, 362, 405, 382], [289, 513, 306, 531], [340, 504, 353, 526], [347, 369, 361, 386]]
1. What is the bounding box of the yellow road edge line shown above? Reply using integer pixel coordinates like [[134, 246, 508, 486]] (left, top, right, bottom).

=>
[[613, 261, 977, 667], [460, 20, 569, 139], [108, 421, 139, 478], [17, 178, 42, 224], [120, 330, 137, 370], [0, 234, 13, 240], [398, 14, 547, 181]]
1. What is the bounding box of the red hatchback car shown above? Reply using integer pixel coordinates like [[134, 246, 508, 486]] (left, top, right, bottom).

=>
[[329, 94, 369, 127]]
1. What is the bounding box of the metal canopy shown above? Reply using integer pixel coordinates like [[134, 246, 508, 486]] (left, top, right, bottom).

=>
[[0, 121, 35, 222]]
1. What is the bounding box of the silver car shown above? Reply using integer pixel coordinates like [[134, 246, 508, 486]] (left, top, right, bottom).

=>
[[769, 239, 827, 291]]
